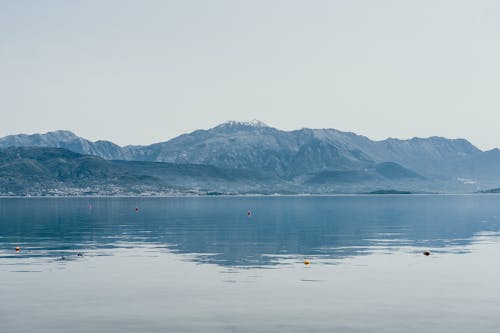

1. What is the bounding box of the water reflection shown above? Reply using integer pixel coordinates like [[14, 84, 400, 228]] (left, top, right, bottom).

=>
[[1, 195, 500, 267]]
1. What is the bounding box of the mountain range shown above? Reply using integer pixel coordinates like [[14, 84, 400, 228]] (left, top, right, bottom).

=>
[[1, 120, 500, 195]]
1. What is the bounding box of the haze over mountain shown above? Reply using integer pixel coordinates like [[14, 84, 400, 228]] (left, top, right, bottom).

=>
[[1, 120, 500, 195]]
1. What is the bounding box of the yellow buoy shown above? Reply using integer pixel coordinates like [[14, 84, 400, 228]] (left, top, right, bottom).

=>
[[304, 260, 310, 266]]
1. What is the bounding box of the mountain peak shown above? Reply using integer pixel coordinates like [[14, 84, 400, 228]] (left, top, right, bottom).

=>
[[0, 129, 79, 144], [43, 130, 79, 139], [215, 119, 269, 129]]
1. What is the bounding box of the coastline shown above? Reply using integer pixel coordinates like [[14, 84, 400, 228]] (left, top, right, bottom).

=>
[[2, 192, 498, 199]]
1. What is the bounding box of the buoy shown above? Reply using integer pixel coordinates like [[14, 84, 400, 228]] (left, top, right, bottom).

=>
[[304, 260, 310, 266], [77, 253, 83, 257], [15, 246, 20, 252], [247, 210, 252, 217], [423, 251, 431, 256], [135, 207, 139, 213]]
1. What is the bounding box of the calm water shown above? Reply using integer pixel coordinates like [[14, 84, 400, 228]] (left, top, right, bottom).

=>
[[1, 195, 500, 332]]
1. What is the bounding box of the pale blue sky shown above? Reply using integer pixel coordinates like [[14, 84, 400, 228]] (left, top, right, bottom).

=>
[[1, 0, 499, 149]]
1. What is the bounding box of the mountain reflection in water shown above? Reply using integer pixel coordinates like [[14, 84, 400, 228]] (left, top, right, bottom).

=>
[[1, 195, 500, 267]]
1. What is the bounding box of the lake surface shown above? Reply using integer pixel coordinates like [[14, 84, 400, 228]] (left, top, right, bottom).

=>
[[1, 195, 500, 332]]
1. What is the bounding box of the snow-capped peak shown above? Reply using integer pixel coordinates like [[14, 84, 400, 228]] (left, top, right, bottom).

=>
[[216, 119, 269, 129]]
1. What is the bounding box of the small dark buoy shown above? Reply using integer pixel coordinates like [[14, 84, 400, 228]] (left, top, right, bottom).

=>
[[423, 251, 431, 256], [61, 256, 67, 260], [77, 253, 83, 257], [15, 246, 20, 252], [247, 210, 252, 217]]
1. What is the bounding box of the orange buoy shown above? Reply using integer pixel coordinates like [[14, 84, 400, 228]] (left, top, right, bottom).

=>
[[304, 260, 310, 266], [423, 251, 431, 256], [15, 246, 20, 252]]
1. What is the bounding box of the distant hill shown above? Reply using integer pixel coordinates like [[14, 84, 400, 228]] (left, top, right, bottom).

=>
[[2, 121, 500, 193], [0, 147, 280, 196], [479, 187, 500, 194], [0, 130, 140, 160]]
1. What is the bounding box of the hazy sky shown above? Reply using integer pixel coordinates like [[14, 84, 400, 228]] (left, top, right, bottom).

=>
[[1, 0, 499, 149]]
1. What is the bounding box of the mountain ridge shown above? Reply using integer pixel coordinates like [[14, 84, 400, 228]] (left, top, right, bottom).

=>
[[1, 121, 499, 192], [1, 121, 487, 153]]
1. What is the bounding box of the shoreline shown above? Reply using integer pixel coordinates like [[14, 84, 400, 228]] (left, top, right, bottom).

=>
[[1, 192, 499, 199]]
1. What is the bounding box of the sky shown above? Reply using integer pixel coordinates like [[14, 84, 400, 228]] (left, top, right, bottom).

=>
[[1, 0, 500, 150]]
